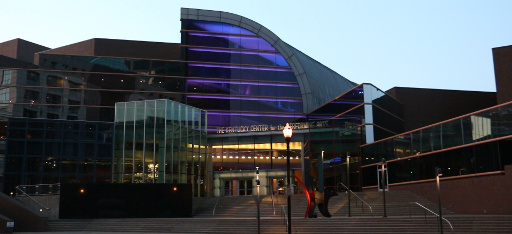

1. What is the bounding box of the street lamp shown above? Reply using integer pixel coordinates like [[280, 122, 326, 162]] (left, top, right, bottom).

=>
[[256, 166, 261, 234], [347, 153, 351, 217], [283, 123, 292, 234], [436, 167, 444, 234], [381, 158, 387, 218]]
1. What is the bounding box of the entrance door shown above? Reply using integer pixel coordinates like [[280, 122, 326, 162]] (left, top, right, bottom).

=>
[[224, 179, 253, 196], [270, 178, 286, 195], [239, 179, 253, 196], [224, 180, 233, 196]]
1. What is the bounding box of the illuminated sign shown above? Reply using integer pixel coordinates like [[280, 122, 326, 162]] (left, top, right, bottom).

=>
[[216, 121, 329, 134]]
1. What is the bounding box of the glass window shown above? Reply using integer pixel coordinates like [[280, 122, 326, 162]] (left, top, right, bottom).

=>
[[188, 21, 256, 35], [185, 80, 300, 98], [186, 33, 276, 51], [46, 75, 63, 87], [46, 93, 61, 104], [187, 65, 295, 82], [45, 142, 61, 156], [24, 89, 40, 102], [27, 71, 40, 85], [5, 157, 23, 173], [0, 88, 10, 104], [2, 70, 11, 85], [26, 156, 43, 172], [187, 49, 289, 67]]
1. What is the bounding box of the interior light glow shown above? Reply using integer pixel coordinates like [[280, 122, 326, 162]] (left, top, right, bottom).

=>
[[211, 142, 302, 150]]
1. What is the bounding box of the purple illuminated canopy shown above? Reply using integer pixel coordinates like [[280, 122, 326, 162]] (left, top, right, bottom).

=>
[[189, 47, 279, 56], [188, 32, 260, 39], [188, 63, 292, 72], [188, 47, 289, 67], [187, 79, 299, 87], [190, 21, 256, 35], [187, 95, 301, 102], [208, 111, 306, 118], [187, 32, 276, 51]]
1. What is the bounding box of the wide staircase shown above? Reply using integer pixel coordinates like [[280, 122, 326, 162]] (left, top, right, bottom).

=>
[[47, 191, 512, 233]]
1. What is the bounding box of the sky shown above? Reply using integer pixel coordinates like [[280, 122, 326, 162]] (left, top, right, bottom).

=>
[[2, 0, 511, 92]]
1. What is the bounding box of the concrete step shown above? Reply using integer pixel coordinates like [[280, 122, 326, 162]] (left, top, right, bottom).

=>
[[48, 216, 512, 233]]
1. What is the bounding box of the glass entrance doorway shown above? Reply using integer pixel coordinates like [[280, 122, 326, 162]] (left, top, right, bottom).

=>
[[270, 178, 286, 195], [223, 179, 253, 196]]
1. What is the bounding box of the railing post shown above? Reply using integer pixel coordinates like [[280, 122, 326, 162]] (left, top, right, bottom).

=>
[[424, 209, 427, 223]]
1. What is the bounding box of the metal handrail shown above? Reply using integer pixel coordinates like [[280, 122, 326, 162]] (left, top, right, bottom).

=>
[[281, 206, 288, 226], [15, 183, 60, 196], [15, 187, 50, 211], [212, 196, 221, 216], [411, 202, 454, 231], [271, 193, 277, 215], [339, 183, 373, 214]]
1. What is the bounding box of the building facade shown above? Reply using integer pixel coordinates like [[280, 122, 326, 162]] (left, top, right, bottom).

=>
[[0, 8, 510, 207]]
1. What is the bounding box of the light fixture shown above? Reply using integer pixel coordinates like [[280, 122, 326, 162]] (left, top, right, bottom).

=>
[[282, 123, 292, 234]]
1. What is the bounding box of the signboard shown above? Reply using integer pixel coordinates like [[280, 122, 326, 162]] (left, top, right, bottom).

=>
[[215, 120, 330, 134], [6, 222, 14, 228]]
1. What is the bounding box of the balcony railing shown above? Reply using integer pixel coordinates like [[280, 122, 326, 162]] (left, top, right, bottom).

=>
[[15, 183, 60, 196]]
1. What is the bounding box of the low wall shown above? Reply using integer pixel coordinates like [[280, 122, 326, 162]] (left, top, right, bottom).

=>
[[0, 192, 47, 232], [0, 214, 14, 233], [389, 165, 512, 214], [60, 183, 193, 219], [16, 195, 59, 219]]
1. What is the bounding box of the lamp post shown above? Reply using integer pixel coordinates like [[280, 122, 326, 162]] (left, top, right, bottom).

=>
[[436, 167, 444, 234], [256, 166, 260, 234], [283, 123, 293, 234], [347, 153, 351, 217], [381, 158, 387, 218]]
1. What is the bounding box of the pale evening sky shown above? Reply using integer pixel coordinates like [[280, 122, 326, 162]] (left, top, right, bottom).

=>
[[2, 0, 511, 92]]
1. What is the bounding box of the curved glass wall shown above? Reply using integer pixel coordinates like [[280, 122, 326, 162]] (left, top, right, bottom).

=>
[[113, 99, 207, 196], [182, 20, 303, 130]]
